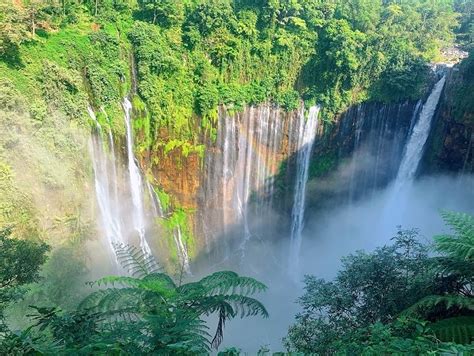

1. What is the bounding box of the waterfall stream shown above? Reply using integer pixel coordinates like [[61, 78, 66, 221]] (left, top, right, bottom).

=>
[[395, 75, 447, 185], [201, 105, 292, 259], [88, 106, 126, 260], [122, 97, 152, 255], [288, 106, 320, 276], [89, 100, 193, 272]]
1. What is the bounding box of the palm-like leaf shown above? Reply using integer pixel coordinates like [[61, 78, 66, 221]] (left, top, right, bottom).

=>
[[403, 295, 474, 316], [430, 256, 474, 278], [434, 211, 474, 261], [195, 270, 268, 296], [429, 316, 474, 344], [113, 243, 160, 277], [77, 244, 268, 351], [403, 212, 474, 323]]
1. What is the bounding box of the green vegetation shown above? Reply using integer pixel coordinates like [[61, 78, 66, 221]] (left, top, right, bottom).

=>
[[3, 210, 473, 354], [308, 151, 338, 179], [0, 0, 463, 152], [0, 241, 267, 354], [0, 0, 467, 257], [285, 211, 474, 354], [0, 2, 472, 353], [452, 49, 474, 120], [162, 207, 196, 263], [0, 227, 49, 332]]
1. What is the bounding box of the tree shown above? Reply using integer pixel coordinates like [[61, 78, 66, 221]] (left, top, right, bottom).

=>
[[26, 244, 268, 353], [140, 0, 184, 27], [23, 0, 51, 37], [0, 2, 28, 58], [285, 212, 474, 353], [403, 212, 474, 343], [0, 227, 49, 330], [284, 228, 435, 353]]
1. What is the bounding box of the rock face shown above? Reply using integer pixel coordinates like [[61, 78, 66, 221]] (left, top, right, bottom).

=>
[[423, 61, 473, 174], [144, 104, 315, 257], [149, 147, 201, 211], [197, 105, 305, 256], [302, 100, 420, 213], [145, 99, 422, 261], [139, 60, 473, 262]]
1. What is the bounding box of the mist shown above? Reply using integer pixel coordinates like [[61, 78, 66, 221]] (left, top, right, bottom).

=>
[[220, 173, 474, 353]]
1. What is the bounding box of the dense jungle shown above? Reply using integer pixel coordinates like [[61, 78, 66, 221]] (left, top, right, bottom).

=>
[[0, 0, 473, 354]]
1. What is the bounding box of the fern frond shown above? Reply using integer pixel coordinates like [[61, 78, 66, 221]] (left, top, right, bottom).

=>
[[211, 306, 227, 349], [141, 273, 177, 291], [146, 314, 211, 353], [435, 211, 474, 260], [431, 256, 474, 278], [440, 211, 474, 241], [429, 316, 474, 344], [403, 295, 474, 316], [113, 243, 160, 277], [78, 287, 149, 314], [223, 294, 269, 318], [434, 234, 474, 261], [93, 276, 142, 288], [193, 271, 267, 296]]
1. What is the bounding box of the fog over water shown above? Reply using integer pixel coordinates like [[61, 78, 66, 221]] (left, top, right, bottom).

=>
[[221, 174, 474, 352]]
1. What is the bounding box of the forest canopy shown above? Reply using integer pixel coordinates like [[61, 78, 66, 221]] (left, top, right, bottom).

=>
[[0, 0, 467, 151]]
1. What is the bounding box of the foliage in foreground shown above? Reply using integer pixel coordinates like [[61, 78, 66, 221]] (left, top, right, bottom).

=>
[[0, 243, 268, 354], [285, 211, 474, 354], [0, 227, 49, 331]]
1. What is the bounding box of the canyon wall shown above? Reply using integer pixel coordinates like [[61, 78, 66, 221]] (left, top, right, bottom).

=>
[[423, 62, 473, 174], [133, 65, 471, 267]]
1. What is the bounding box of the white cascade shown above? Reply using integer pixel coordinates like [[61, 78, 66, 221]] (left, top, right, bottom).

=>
[[288, 105, 320, 277], [395, 75, 446, 185], [122, 97, 152, 255], [173, 226, 191, 274], [88, 106, 125, 257], [146, 180, 191, 273]]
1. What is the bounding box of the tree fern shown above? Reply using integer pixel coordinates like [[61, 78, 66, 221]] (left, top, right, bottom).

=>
[[434, 211, 474, 261], [403, 295, 474, 316], [402, 212, 474, 333], [76, 244, 267, 351], [113, 243, 161, 277], [429, 316, 474, 344]]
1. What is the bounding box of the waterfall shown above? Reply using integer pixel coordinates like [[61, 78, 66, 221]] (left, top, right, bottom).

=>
[[88, 106, 125, 258], [174, 226, 191, 274], [122, 97, 152, 255], [395, 75, 446, 185], [288, 105, 320, 276], [146, 180, 191, 273], [89, 100, 192, 271], [201, 104, 293, 260], [229, 106, 282, 254]]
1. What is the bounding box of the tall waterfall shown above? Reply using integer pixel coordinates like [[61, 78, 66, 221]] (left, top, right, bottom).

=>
[[89, 99, 193, 271], [88, 106, 126, 258], [201, 104, 297, 259], [122, 97, 152, 255], [146, 181, 191, 273], [288, 106, 320, 276], [395, 75, 446, 185], [174, 226, 191, 274]]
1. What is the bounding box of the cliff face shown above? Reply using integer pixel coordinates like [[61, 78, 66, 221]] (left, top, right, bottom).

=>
[[423, 60, 474, 174], [302, 100, 420, 212], [143, 99, 420, 259], [144, 104, 306, 255], [137, 61, 473, 262], [196, 105, 305, 256]]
